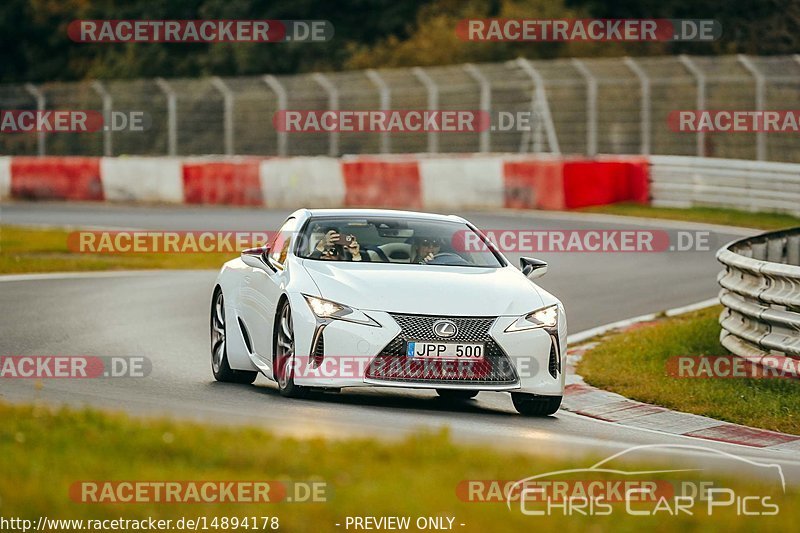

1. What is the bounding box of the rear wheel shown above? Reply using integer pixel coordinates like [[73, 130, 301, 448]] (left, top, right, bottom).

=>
[[511, 393, 562, 416], [210, 289, 257, 384], [436, 389, 479, 400], [274, 301, 308, 398]]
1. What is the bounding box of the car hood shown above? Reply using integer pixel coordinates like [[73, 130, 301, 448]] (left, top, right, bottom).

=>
[[300, 260, 544, 316]]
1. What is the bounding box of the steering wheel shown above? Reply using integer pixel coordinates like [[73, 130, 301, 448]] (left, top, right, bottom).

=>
[[426, 252, 469, 265]]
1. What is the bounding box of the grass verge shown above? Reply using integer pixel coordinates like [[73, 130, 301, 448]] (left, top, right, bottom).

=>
[[579, 203, 800, 230], [578, 305, 799, 435], [0, 225, 234, 273], [0, 401, 797, 532]]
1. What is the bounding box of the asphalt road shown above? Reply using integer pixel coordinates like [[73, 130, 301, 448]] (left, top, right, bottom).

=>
[[2, 202, 796, 482]]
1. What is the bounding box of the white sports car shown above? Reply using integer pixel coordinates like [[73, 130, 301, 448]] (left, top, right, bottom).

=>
[[210, 209, 567, 416]]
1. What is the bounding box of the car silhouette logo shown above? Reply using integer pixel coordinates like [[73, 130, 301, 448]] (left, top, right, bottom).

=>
[[433, 320, 458, 338]]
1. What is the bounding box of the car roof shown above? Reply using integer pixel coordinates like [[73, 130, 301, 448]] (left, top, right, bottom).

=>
[[302, 208, 466, 223]]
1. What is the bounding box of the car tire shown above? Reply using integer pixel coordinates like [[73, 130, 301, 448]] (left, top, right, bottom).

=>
[[210, 288, 257, 385], [274, 300, 308, 399], [436, 389, 479, 400], [511, 393, 562, 416]]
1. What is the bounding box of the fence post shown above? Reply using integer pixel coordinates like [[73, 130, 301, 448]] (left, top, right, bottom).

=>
[[312, 73, 339, 157], [366, 69, 391, 154], [463, 63, 491, 153], [515, 58, 561, 155], [623, 57, 651, 155], [412, 67, 439, 154], [24, 83, 46, 156], [262, 75, 288, 157], [571, 58, 597, 156], [211, 76, 234, 156], [155, 78, 177, 156], [91, 81, 113, 157], [679, 55, 706, 157], [737, 54, 766, 161]]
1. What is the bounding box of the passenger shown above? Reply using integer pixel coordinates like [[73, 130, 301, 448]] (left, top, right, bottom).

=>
[[310, 227, 342, 260], [310, 227, 369, 262], [343, 234, 370, 262]]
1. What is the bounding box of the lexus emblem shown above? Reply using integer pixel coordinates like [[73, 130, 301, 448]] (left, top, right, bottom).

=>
[[432, 320, 458, 338]]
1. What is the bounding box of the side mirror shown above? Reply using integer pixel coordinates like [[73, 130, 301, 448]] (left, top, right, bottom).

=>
[[520, 257, 547, 280], [241, 244, 274, 271]]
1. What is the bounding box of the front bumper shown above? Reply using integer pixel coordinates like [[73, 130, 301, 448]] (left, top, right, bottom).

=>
[[290, 306, 566, 396]]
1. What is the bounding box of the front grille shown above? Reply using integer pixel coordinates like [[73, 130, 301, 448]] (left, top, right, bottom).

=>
[[365, 313, 519, 385]]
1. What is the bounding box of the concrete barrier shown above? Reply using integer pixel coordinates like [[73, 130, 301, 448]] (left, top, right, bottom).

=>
[[1, 154, 651, 211]]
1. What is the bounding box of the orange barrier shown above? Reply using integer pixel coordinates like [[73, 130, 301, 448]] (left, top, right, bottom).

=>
[[182, 159, 264, 206], [502, 160, 565, 210], [342, 159, 421, 209], [562, 159, 649, 209], [10, 157, 103, 200]]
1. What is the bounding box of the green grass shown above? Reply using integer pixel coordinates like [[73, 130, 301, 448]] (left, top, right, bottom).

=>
[[579, 203, 800, 230], [0, 225, 237, 273], [1, 401, 797, 532], [578, 306, 799, 435]]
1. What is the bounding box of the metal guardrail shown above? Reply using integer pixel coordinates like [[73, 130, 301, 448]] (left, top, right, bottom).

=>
[[717, 228, 800, 376], [651, 156, 800, 217]]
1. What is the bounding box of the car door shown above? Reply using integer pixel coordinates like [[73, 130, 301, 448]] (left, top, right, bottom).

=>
[[239, 217, 298, 369]]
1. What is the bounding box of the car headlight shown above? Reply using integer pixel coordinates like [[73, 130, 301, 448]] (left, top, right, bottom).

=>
[[303, 295, 380, 327], [505, 304, 558, 332]]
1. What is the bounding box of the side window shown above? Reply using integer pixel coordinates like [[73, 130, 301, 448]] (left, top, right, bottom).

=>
[[269, 217, 298, 265]]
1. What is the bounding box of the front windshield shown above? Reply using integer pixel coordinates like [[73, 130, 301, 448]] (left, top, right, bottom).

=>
[[296, 216, 504, 268]]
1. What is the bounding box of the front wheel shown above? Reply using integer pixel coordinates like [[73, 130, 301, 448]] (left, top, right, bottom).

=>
[[274, 301, 308, 398], [210, 289, 257, 384], [511, 393, 562, 416]]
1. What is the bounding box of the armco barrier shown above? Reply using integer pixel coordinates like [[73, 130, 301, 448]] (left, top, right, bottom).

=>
[[650, 155, 800, 216], [0, 155, 650, 210], [717, 229, 800, 378]]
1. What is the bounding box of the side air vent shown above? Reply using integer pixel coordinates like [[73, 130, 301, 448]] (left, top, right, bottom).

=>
[[311, 330, 325, 366], [237, 317, 253, 354], [548, 334, 561, 378]]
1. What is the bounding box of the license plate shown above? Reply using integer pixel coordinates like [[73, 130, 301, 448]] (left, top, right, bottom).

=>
[[406, 341, 485, 361]]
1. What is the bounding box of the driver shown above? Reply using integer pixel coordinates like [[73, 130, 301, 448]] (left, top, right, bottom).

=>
[[410, 236, 442, 264]]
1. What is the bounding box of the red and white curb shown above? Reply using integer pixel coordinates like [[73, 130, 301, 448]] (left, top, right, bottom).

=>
[[562, 304, 800, 454]]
